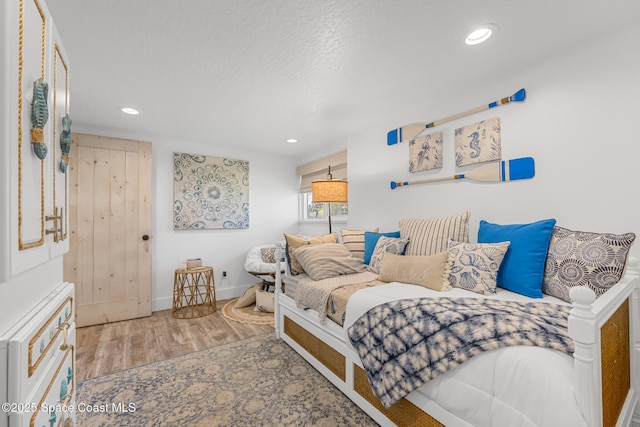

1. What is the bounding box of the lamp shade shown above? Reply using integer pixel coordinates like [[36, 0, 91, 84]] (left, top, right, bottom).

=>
[[311, 180, 348, 203]]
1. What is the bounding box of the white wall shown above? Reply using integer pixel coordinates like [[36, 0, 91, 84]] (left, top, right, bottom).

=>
[[59, 128, 302, 311], [347, 22, 640, 260], [151, 138, 300, 310]]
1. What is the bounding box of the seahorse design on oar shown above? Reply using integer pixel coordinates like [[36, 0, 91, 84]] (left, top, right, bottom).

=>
[[59, 114, 72, 172], [30, 78, 49, 160]]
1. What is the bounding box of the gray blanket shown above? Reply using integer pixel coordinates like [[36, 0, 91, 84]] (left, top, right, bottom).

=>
[[347, 297, 574, 408]]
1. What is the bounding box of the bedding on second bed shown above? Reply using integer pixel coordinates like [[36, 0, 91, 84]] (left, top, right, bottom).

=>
[[343, 282, 585, 427]]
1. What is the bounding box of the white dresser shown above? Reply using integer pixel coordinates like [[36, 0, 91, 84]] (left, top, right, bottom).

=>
[[0, 283, 76, 427]]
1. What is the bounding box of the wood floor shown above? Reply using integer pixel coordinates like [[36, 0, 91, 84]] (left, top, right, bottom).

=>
[[75, 299, 274, 382]]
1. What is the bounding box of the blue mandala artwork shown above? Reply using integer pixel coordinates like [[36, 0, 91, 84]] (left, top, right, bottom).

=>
[[173, 153, 249, 229]]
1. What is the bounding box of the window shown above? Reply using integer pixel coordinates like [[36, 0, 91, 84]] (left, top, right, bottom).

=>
[[297, 150, 348, 223], [300, 192, 348, 223]]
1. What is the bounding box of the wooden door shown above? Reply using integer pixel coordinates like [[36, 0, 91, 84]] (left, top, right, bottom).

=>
[[64, 133, 152, 327]]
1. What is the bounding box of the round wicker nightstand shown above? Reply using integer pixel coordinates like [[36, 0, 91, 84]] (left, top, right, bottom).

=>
[[173, 266, 217, 319]]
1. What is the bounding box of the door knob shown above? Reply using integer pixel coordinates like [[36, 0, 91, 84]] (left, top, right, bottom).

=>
[[142, 235, 150, 241]]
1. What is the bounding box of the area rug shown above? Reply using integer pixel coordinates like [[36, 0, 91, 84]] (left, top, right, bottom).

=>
[[221, 298, 274, 325], [77, 333, 378, 427]]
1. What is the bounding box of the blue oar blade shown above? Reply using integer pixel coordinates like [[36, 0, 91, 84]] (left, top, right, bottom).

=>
[[506, 157, 535, 181], [387, 129, 399, 146], [511, 88, 526, 102]]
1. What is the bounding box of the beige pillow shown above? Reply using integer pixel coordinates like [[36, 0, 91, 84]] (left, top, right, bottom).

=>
[[284, 233, 338, 275], [254, 290, 274, 312], [292, 243, 366, 281], [378, 252, 450, 291], [400, 211, 471, 256], [235, 283, 262, 308], [340, 228, 379, 261]]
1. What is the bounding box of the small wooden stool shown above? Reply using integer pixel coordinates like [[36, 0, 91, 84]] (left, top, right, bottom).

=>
[[173, 266, 217, 319]]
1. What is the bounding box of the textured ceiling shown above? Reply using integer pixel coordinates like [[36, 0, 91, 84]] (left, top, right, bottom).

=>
[[46, 0, 640, 159]]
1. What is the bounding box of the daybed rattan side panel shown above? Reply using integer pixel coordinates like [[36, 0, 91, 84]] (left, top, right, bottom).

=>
[[284, 316, 346, 381], [354, 364, 445, 427], [601, 298, 630, 427]]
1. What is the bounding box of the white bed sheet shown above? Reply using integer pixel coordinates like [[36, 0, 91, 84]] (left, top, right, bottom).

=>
[[344, 283, 587, 427]]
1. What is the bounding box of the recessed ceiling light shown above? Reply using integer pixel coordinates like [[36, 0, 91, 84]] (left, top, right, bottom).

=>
[[286, 138, 298, 144], [465, 24, 498, 45], [120, 107, 140, 115]]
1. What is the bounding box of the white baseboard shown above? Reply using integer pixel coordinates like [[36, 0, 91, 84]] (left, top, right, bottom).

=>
[[151, 286, 247, 313]]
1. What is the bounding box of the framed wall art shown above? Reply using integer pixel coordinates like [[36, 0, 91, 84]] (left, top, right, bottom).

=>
[[409, 132, 443, 173], [454, 117, 501, 167], [173, 152, 249, 229]]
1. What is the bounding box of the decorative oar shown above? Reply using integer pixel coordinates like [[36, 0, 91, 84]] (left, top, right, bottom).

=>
[[387, 88, 526, 146], [390, 157, 534, 189]]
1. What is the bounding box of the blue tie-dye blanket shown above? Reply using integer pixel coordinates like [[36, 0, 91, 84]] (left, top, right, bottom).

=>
[[347, 297, 574, 408]]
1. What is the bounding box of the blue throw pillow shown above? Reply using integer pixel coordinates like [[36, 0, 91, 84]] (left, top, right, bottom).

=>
[[364, 231, 401, 264], [477, 218, 556, 298]]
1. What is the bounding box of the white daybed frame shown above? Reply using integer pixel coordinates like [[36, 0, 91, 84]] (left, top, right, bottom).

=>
[[273, 244, 640, 427]]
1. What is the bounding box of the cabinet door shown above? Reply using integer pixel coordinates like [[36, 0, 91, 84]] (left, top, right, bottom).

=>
[[1, 0, 71, 282], [48, 21, 71, 260], [7, 0, 51, 278]]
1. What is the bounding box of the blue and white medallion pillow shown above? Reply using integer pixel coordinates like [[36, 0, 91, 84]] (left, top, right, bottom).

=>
[[542, 226, 636, 302], [367, 236, 409, 274], [445, 240, 510, 295]]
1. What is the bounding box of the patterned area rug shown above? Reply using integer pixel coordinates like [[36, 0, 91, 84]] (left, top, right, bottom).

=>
[[221, 298, 274, 325], [77, 333, 378, 426]]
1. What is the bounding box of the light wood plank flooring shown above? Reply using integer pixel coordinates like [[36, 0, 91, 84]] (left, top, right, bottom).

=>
[[75, 299, 274, 382]]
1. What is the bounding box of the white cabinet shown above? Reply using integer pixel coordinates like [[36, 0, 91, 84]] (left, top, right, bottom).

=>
[[0, 282, 76, 427], [1, 0, 71, 282]]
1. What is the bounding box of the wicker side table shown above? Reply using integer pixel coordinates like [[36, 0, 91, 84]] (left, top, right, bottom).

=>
[[173, 266, 217, 319]]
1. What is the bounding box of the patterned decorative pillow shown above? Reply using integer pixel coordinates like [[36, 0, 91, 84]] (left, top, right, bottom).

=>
[[260, 247, 277, 263], [292, 243, 366, 281], [542, 226, 636, 302], [400, 211, 470, 256], [284, 233, 338, 275], [379, 252, 450, 291], [367, 236, 409, 274], [340, 228, 379, 261], [445, 240, 510, 295], [363, 231, 401, 265]]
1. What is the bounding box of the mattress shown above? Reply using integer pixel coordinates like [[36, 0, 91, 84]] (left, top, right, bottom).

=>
[[283, 273, 384, 325], [344, 282, 587, 427]]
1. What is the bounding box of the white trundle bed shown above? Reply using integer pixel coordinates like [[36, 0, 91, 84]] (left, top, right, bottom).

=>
[[272, 219, 640, 427]]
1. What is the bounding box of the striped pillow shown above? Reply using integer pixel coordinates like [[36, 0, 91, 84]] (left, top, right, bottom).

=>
[[284, 233, 339, 275], [292, 243, 366, 281], [400, 211, 471, 256], [340, 228, 379, 261]]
